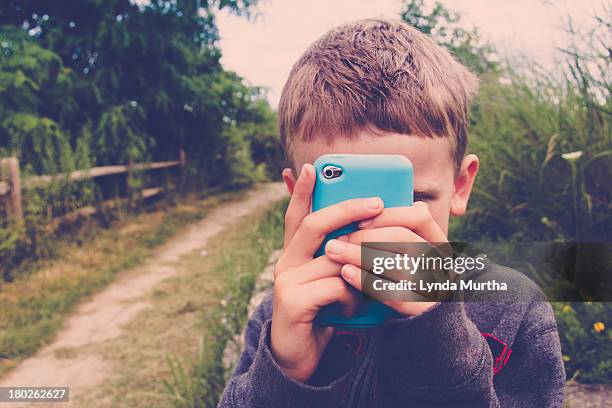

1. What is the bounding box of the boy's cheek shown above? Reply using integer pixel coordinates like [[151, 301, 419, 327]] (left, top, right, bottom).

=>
[[423, 200, 451, 236]]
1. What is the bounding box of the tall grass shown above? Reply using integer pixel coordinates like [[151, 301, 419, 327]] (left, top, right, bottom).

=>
[[452, 11, 611, 242]]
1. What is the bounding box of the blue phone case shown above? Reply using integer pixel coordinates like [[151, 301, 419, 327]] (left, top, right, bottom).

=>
[[312, 154, 414, 327]]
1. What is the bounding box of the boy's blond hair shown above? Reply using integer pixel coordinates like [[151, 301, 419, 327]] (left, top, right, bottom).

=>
[[278, 19, 478, 171]]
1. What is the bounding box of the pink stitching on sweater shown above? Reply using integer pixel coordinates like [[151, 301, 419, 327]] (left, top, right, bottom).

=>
[[503, 348, 513, 366], [481, 332, 512, 375]]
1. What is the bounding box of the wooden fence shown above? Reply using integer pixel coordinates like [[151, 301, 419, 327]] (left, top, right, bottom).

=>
[[0, 150, 186, 223]]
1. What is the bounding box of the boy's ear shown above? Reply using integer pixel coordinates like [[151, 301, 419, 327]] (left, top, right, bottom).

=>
[[282, 168, 297, 195], [450, 154, 479, 217]]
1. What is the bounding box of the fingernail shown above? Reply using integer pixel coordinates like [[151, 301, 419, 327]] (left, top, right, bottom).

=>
[[342, 264, 357, 279], [358, 219, 373, 229], [365, 197, 383, 209], [326, 239, 347, 255], [337, 235, 349, 242]]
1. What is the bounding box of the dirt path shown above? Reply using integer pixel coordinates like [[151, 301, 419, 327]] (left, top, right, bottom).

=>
[[565, 381, 612, 408], [0, 183, 287, 407]]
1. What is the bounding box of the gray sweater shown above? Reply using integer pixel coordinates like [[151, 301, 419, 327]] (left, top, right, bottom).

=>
[[219, 262, 566, 407]]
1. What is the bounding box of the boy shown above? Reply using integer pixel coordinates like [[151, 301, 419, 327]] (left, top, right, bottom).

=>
[[219, 19, 565, 407]]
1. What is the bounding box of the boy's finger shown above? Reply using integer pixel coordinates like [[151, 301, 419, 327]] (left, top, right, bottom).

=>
[[357, 203, 447, 243], [340, 264, 435, 312], [282, 197, 384, 267], [340, 264, 365, 291], [347, 228, 454, 270], [283, 164, 316, 248], [347, 226, 423, 247], [324, 239, 363, 270], [276, 256, 342, 283], [301, 277, 359, 318], [325, 239, 411, 283]]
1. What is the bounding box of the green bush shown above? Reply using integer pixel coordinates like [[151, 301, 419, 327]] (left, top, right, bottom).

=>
[[214, 124, 267, 188], [553, 302, 612, 383]]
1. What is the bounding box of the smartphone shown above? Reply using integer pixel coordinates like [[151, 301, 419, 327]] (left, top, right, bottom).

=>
[[312, 154, 414, 327]]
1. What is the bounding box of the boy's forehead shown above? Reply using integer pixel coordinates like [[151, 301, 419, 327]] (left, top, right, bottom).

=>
[[290, 132, 455, 187]]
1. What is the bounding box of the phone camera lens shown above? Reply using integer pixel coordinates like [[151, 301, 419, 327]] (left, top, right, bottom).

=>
[[322, 165, 342, 180]]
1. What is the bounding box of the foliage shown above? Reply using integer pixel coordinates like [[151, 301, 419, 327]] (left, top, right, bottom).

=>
[[0, 27, 77, 173], [95, 102, 152, 165], [211, 102, 285, 187], [553, 302, 612, 383], [0, 0, 279, 180], [242, 106, 286, 180], [400, 0, 497, 74], [0, 0, 277, 176], [0, 27, 100, 279], [213, 124, 267, 188]]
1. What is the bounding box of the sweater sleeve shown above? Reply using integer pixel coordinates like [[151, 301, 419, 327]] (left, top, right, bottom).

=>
[[378, 301, 501, 407], [378, 300, 565, 407], [493, 301, 566, 407], [218, 299, 357, 408]]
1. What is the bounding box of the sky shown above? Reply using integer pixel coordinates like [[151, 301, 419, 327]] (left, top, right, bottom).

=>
[[216, 0, 605, 108]]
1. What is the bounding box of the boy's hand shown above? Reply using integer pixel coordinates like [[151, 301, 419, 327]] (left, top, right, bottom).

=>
[[324, 202, 445, 316], [271, 164, 384, 382]]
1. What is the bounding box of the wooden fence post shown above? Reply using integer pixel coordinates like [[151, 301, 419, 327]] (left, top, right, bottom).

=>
[[126, 155, 134, 208], [0, 157, 23, 221], [179, 149, 186, 192]]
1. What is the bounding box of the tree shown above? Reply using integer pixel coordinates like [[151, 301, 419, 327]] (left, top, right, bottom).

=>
[[0, 0, 280, 189], [0, 26, 77, 174], [400, 0, 497, 74]]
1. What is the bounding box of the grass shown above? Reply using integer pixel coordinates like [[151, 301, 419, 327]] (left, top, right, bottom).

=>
[[162, 199, 286, 408], [0, 190, 244, 377]]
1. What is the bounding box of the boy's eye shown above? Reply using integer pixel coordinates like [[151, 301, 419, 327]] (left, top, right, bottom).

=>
[[414, 192, 435, 202]]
